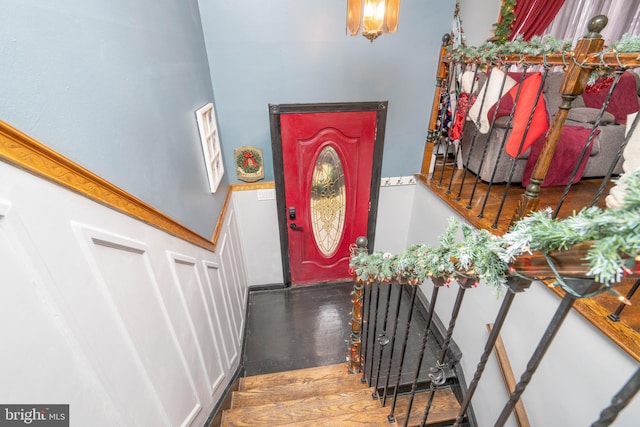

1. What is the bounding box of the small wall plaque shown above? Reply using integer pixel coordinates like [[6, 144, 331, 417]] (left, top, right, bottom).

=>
[[234, 145, 264, 183]]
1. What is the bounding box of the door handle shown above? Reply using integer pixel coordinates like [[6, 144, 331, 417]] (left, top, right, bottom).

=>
[[290, 223, 304, 231]]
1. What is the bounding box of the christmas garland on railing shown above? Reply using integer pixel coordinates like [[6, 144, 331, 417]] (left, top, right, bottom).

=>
[[350, 219, 508, 293], [447, 35, 572, 63], [350, 169, 640, 296], [447, 34, 640, 64], [587, 34, 640, 83], [446, 34, 640, 86], [606, 34, 640, 53], [492, 0, 517, 44]]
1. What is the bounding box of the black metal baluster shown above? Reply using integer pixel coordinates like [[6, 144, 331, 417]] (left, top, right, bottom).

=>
[[389, 280, 443, 423], [372, 282, 394, 399], [494, 278, 605, 427], [478, 66, 550, 229], [418, 279, 475, 427], [445, 64, 478, 194], [591, 366, 640, 427], [466, 65, 512, 210], [591, 109, 640, 207], [366, 280, 381, 386], [440, 63, 467, 194], [430, 43, 455, 184], [387, 286, 422, 423], [359, 281, 370, 379], [455, 64, 485, 199], [452, 276, 531, 426], [608, 278, 640, 322], [554, 71, 623, 218], [381, 282, 410, 406], [478, 66, 528, 211], [435, 63, 459, 186], [491, 67, 549, 229]]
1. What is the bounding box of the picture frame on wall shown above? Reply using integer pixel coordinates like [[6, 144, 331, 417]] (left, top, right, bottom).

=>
[[195, 102, 224, 193]]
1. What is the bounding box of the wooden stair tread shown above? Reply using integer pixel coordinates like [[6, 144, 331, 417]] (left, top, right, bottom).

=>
[[239, 363, 348, 391], [231, 374, 365, 408], [222, 388, 373, 426], [222, 387, 459, 427]]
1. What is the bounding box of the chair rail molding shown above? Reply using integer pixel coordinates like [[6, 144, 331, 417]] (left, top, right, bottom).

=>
[[0, 120, 219, 251]]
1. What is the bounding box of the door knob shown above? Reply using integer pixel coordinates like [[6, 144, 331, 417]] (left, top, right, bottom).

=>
[[290, 223, 304, 231]]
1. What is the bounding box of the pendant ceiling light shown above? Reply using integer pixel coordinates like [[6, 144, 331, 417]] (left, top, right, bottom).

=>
[[346, 0, 401, 42]]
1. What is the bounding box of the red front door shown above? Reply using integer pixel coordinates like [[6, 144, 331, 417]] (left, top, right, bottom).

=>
[[279, 111, 377, 285]]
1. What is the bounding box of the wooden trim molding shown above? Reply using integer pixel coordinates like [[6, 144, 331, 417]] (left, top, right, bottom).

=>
[[211, 187, 233, 247], [0, 120, 220, 252], [231, 181, 275, 191], [209, 182, 276, 242]]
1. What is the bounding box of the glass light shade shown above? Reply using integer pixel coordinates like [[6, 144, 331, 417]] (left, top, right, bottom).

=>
[[362, 0, 385, 41], [347, 0, 401, 42], [346, 0, 362, 36], [384, 0, 400, 33]]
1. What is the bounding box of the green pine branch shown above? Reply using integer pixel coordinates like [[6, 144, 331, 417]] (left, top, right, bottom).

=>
[[350, 169, 640, 295]]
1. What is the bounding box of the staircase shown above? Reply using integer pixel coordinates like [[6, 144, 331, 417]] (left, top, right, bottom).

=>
[[221, 363, 461, 426]]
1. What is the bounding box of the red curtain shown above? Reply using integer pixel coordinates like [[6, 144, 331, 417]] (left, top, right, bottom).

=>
[[508, 0, 568, 41]]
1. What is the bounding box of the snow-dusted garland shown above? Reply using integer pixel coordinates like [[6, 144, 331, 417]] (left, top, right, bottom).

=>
[[493, 0, 516, 44], [447, 34, 640, 64], [447, 34, 571, 63], [350, 169, 640, 297]]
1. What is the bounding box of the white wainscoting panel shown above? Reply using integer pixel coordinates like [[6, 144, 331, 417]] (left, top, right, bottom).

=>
[[0, 213, 126, 427], [374, 183, 416, 253], [168, 252, 226, 396], [226, 205, 248, 306], [203, 261, 238, 368], [84, 230, 201, 427], [218, 231, 244, 344], [232, 189, 284, 286], [0, 161, 247, 426]]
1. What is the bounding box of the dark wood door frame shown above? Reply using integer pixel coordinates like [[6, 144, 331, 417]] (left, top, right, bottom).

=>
[[269, 101, 388, 286]]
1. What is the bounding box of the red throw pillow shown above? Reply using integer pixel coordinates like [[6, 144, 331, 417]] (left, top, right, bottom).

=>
[[504, 72, 549, 158]]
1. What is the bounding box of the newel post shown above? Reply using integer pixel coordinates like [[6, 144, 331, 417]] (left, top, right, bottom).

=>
[[513, 15, 608, 221], [347, 236, 368, 374], [421, 33, 452, 175]]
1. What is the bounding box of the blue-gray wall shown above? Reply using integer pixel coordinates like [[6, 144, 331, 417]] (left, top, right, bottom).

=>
[[198, 0, 455, 181], [0, 0, 225, 238], [0, 0, 457, 236]]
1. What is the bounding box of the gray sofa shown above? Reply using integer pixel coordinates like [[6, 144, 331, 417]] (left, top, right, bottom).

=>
[[458, 71, 639, 184]]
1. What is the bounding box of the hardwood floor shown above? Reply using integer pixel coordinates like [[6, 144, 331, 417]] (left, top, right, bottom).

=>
[[232, 283, 464, 426], [242, 282, 447, 387], [242, 282, 353, 376], [419, 165, 640, 361], [420, 165, 614, 235]]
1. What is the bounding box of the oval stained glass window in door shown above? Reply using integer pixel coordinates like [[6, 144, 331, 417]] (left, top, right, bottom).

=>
[[310, 146, 346, 257]]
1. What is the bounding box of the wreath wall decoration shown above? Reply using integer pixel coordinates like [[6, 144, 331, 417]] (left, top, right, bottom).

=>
[[234, 146, 265, 183]]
